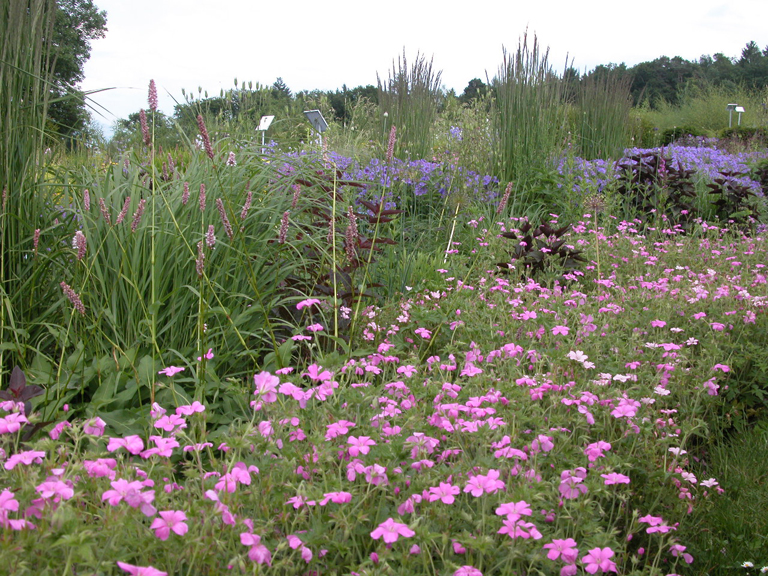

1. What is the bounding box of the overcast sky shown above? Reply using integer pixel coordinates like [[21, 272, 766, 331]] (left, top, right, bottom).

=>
[[81, 0, 768, 135]]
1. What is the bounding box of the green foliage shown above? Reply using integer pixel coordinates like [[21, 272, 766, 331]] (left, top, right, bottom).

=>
[[569, 68, 634, 160], [490, 32, 567, 204], [706, 170, 763, 230], [660, 125, 706, 145], [377, 49, 443, 161], [1, 0, 59, 380]]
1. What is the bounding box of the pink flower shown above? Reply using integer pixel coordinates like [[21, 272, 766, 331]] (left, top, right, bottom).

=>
[[36, 479, 74, 502], [495, 500, 532, 517], [543, 538, 579, 563], [325, 420, 356, 440], [581, 547, 617, 574], [84, 417, 106, 436], [196, 348, 214, 361], [116, 561, 167, 576], [639, 514, 676, 534], [601, 473, 631, 485], [296, 298, 321, 310], [176, 401, 205, 416], [498, 516, 542, 540], [348, 435, 376, 457], [712, 363, 730, 373], [0, 412, 28, 434], [306, 323, 324, 332], [669, 544, 693, 564], [650, 320, 666, 328], [464, 469, 505, 497], [454, 567, 483, 576], [253, 372, 279, 403], [370, 518, 415, 543], [154, 414, 187, 433], [415, 327, 432, 339], [319, 491, 352, 506], [107, 435, 144, 455], [158, 366, 185, 377], [240, 531, 272, 565], [4, 450, 46, 470], [552, 325, 570, 336], [427, 482, 460, 504], [150, 510, 188, 540]]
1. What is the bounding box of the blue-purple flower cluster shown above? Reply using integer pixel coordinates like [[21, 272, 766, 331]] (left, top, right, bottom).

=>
[[558, 143, 768, 199]]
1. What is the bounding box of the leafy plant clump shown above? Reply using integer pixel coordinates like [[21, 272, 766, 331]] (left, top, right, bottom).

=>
[[495, 219, 586, 282]]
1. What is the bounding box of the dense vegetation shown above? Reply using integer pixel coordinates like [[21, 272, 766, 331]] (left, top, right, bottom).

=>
[[3, 3, 768, 575]]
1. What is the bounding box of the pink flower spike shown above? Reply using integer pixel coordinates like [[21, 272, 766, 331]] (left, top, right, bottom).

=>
[[370, 517, 415, 543], [116, 561, 168, 576]]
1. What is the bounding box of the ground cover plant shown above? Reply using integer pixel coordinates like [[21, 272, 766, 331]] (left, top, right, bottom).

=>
[[3, 20, 768, 574]]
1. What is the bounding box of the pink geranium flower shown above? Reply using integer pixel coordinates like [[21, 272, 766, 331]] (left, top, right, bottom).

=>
[[150, 510, 188, 540], [601, 472, 630, 485], [454, 567, 483, 576], [116, 561, 168, 576], [347, 435, 376, 456], [370, 518, 415, 543], [464, 469, 505, 497], [552, 325, 570, 336], [582, 547, 617, 574], [427, 482, 460, 504], [543, 538, 579, 563]]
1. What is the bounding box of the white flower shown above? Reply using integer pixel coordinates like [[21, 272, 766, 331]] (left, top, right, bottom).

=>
[[668, 447, 687, 456], [741, 561, 754, 568], [701, 478, 719, 488]]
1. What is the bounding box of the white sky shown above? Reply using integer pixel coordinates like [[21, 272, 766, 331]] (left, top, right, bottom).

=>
[[81, 0, 768, 135]]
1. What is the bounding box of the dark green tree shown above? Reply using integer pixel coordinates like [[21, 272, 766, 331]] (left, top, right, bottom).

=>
[[459, 78, 487, 106], [48, 0, 107, 141]]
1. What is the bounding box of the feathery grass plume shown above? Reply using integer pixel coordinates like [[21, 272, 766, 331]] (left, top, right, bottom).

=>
[[240, 190, 252, 220], [196, 114, 215, 160], [386, 125, 397, 163], [72, 231, 87, 260], [139, 109, 150, 146], [216, 198, 233, 240], [148, 79, 158, 112], [195, 241, 205, 278], [131, 199, 146, 232], [206, 225, 216, 249], [60, 282, 85, 315], [33, 229, 40, 256], [497, 182, 514, 214], [182, 182, 190, 205], [199, 184, 206, 212], [83, 189, 90, 211], [116, 197, 131, 225], [98, 198, 112, 225], [278, 211, 290, 244]]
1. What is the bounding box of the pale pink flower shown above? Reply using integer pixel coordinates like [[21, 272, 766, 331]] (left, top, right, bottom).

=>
[[370, 517, 415, 543], [240, 531, 271, 565], [107, 435, 144, 455], [601, 472, 630, 485], [319, 491, 352, 506], [454, 567, 483, 576], [83, 417, 106, 436], [117, 561, 167, 576], [150, 510, 188, 540]]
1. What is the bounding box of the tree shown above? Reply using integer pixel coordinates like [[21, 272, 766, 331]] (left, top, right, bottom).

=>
[[459, 78, 487, 106], [47, 0, 107, 141]]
